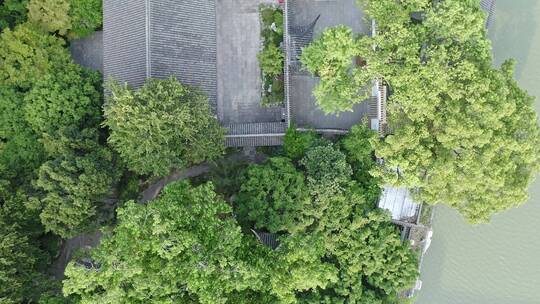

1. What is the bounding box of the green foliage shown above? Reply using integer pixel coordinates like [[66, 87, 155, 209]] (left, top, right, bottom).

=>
[[68, 0, 102, 38], [27, 0, 71, 35], [104, 77, 225, 177], [269, 232, 338, 302], [0, 0, 29, 30], [25, 0, 102, 38], [204, 158, 249, 199], [0, 226, 44, 303], [261, 75, 284, 106], [283, 126, 319, 160], [63, 181, 261, 304], [24, 64, 102, 134], [34, 128, 119, 238], [61, 131, 418, 303], [0, 190, 51, 303], [341, 124, 381, 203], [331, 209, 418, 297], [258, 44, 284, 77], [301, 25, 372, 113], [237, 157, 311, 233], [301, 144, 353, 195], [260, 5, 283, 46], [359, 0, 540, 223], [0, 23, 70, 89]]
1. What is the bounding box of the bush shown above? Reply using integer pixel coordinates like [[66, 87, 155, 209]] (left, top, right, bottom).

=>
[[261, 76, 284, 106], [236, 157, 311, 233], [257, 44, 284, 77]]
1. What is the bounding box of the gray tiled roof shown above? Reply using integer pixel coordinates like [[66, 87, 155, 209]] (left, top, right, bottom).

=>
[[103, 0, 148, 88], [103, 0, 217, 109]]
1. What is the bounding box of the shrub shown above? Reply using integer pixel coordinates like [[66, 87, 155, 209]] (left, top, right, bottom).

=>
[[258, 44, 284, 77]]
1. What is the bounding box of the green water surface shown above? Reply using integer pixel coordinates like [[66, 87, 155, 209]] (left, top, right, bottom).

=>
[[417, 1, 540, 303]]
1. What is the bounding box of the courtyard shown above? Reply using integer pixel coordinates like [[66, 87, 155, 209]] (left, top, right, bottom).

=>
[[287, 0, 373, 130]]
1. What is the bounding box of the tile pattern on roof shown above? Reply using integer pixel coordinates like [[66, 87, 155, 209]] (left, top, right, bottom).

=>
[[103, 0, 148, 88], [149, 0, 218, 111]]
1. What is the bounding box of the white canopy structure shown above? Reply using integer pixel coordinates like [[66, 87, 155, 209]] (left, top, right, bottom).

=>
[[378, 186, 420, 223]]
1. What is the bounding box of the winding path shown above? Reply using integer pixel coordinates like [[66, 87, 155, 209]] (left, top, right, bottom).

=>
[[51, 150, 267, 278]]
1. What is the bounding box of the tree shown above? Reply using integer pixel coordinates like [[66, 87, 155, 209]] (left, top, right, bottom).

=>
[[359, 0, 540, 223], [331, 209, 418, 297], [33, 128, 119, 238], [68, 0, 102, 38], [236, 157, 311, 233], [300, 144, 353, 195], [104, 77, 225, 176], [340, 123, 381, 204], [0, 23, 70, 89], [0, 0, 29, 30], [0, 189, 50, 303], [0, 85, 45, 182], [301, 25, 373, 113], [24, 63, 102, 134], [27, 0, 71, 35], [63, 181, 264, 304], [0, 226, 45, 303], [268, 232, 338, 303], [294, 189, 417, 303]]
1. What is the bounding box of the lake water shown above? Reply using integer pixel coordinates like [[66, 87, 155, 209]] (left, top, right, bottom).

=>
[[416, 1, 540, 303]]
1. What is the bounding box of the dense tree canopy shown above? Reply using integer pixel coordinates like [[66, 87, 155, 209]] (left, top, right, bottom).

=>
[[63, 181, 263, 304], [27, 0, 71, 35], [236, 157, 311, 233], [0, 1, 107, 302], [1, 0, 102, 36], [0, 23, 70, 89], [354, 0, 540, 223], [300, 143, 353, 196], [0, 0, 29, 30], [24, 64, 102, 134], [0, 225, 44, 303], [63, 129, 419, 303], [33, 128, 120, 238], [68, 0, 102, 38], [341, 124, 381, 204], [0, 187, 51, 303], [104, 77, 225, 177]]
